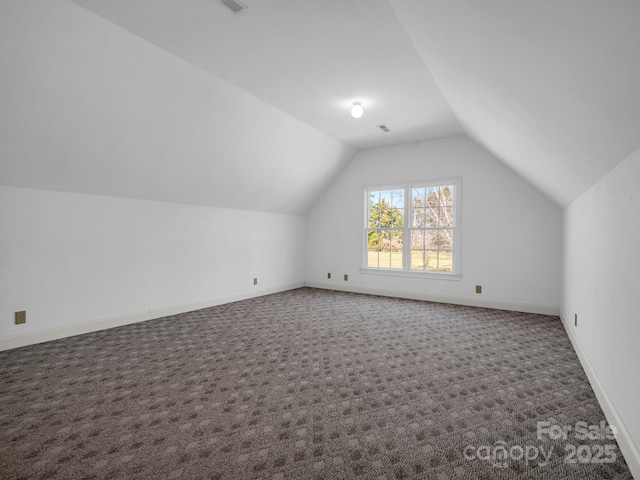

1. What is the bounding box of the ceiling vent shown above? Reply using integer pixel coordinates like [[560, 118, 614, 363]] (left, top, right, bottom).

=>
[[378, 125, 390, 133], [218, 0, 247, 14]]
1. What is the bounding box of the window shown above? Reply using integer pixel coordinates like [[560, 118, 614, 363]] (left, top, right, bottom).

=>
[[364, 179, 460, 278]]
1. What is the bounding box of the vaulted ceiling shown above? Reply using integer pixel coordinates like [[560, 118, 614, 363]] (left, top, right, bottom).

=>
[[389, 0, 640, 206], [71, 0, 464, 150], [2, 0, 639, 212]]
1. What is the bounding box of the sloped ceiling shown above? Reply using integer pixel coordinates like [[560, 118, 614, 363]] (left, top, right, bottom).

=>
[[70, 0, 463, 150], [2, 0, 640, 211], [0, 0, 354, 215], [389, 0, 640, 205]]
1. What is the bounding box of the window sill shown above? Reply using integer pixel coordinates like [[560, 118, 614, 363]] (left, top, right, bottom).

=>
[[359, 268, 461, 281]]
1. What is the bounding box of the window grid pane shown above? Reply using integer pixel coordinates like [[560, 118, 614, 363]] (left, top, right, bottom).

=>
[[367, 188, 405, 270], [367, 183, 456, 274], [366, 228, 403, 270]]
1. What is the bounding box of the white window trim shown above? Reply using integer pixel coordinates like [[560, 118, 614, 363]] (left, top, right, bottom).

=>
[[361, 178, 462, 280]]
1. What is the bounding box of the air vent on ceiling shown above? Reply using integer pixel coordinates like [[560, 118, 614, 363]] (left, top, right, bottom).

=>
[[378, 125, 390, 133], [218, 0, 247, 14]]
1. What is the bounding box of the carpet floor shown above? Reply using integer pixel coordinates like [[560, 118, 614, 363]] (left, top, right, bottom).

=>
[[0, 288, 633, 479]]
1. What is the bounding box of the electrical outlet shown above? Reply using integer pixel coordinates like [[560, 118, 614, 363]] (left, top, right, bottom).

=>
[[327, 273, 331, 279], [475, 285, 482, 294], [15, 311, 26, 325], [574, 313, 577, 327], [253, 278, 258, 286], [344, 274, 348, 281]]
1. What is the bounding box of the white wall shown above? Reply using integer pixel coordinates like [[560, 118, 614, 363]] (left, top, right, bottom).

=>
[[562, 146, 640, 472], [0, 185, 305, 348], [306, 136, 562, 313]]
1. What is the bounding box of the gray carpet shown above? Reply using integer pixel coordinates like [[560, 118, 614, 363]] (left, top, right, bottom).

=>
[[0, 288, 633, 479]]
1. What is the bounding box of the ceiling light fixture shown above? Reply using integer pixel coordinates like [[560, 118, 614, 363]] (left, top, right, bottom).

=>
[[350, 101, 364, 119]]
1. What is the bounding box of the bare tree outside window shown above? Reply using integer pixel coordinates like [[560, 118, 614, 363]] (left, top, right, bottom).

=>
[[410, 185, 454, 272]]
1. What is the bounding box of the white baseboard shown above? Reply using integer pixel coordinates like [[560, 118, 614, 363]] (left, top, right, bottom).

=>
[[305, 282, 560, 316], [0, 283, 304, 352], [559, 309, 640, 480]]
